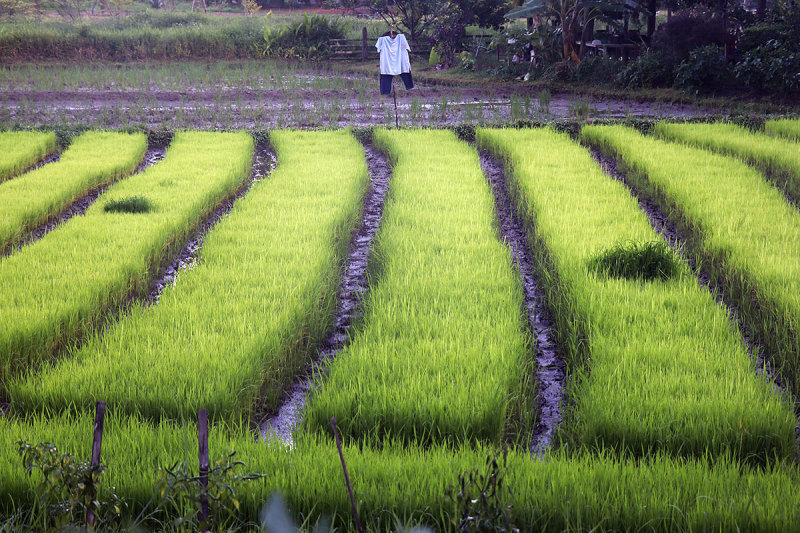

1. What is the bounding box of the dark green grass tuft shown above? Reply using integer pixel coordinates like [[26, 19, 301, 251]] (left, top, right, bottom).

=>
[[104, 196, 153, 214], [589, 240, 681, 281]]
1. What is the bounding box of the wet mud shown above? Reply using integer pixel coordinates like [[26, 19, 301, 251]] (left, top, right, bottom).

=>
[[0, 86, 710, 129], [30, 150, 61, 171], [1, 147, 165, 259], [146, 144, 276, 305], [590, 148, 787, 397], [479, 150, 565, 455], [260, 143, 392, 445]]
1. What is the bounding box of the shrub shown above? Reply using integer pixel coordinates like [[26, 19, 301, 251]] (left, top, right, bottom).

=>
[[261, 13, 349, 59], [651, 13, 728, 65], [616, 49, 674, 88], [542, 60, 574, 82], [573, 56, 624, 84], [674, 44, 733, 94], [735, 39, 800, 93]]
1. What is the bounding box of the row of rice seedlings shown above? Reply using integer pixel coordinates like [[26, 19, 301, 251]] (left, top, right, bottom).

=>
[[0, 131, 56, 183], [766, 118, 800, 141], [0, 132, 253, 384], [654, 122, 800, 204], [11, 130, 368, 424], [0, 410, 799, 531], [477, 128, 795, 461], [304, 129, 534, 447], [0, 131, 146, 255], [581, 124, 800, 407]]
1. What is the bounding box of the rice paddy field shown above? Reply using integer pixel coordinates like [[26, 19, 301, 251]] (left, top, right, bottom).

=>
[[3, 118, 800, 531]]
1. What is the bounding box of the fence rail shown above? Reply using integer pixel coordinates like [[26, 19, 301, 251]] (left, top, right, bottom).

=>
[[329, 27, 434, 61]]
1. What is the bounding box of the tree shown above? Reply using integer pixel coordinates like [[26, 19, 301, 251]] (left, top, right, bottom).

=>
[[372, 0, 511, 44], [371, 0, 438, 43]]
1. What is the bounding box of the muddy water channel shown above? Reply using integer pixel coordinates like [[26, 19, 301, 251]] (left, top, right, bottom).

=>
[[147, 145, 276, 304], [261, 144, 391, 445], [2, 147, 165, 259], [590, 149, 790, 407], [479, 151, 565, 454]]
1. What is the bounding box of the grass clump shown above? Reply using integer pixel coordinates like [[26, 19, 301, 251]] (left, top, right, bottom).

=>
[[0, 131, 56, 183], [103, 196, 153, 214], [589, 240, 680, 281]]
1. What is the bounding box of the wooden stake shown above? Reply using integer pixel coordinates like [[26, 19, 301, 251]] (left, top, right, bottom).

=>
[[86, 401, 106, 528], [361, 27, 368, 62], [198, 408, 209, 532], [392, 88, 398, 128], [331, 417, 363, 533]]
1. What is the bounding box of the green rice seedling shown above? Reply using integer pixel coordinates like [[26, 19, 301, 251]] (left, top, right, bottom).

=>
[[304, 129, 534, 447], [103, 196, 153, 214], [537, 89, 551, 117], [478, 127, 795, 461], [583, 124, 800, 411], [0, 131, 56, 183], [12, 130, 367, 425], [1, 410, 800, 531], [765, 118, 800, 142], [0, 132, 252, 384], [0, 131, 146, 255], [655, 122, 800, 204]]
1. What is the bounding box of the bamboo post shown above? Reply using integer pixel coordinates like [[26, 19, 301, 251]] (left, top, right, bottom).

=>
[[198, 408, 209, 532], [362, 27, 368, 62], [331, 417, 363, 533], [86, 401, 106, 528]]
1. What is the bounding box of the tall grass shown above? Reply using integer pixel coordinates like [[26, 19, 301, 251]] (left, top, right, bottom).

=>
[[0, 131, 252, 384], [0, 14, 264, 61], [0, 131, 56, 183], [0, 131, 146, 255], [12, 130, 368, 424], [655, 122, 800, 204], [0, 409, 799, 530], [304, 129, 534, 446], [478, 127, 795, 461], [582, 124, 800, 407], [765, 118, 800, 142], [0, 11, 386, 61]]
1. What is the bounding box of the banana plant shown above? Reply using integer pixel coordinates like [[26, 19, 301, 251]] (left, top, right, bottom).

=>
[[506, 0, 644, 62]]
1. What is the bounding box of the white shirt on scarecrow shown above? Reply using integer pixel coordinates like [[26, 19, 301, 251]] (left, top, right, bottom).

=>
[[376, 34, 411, 75]]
